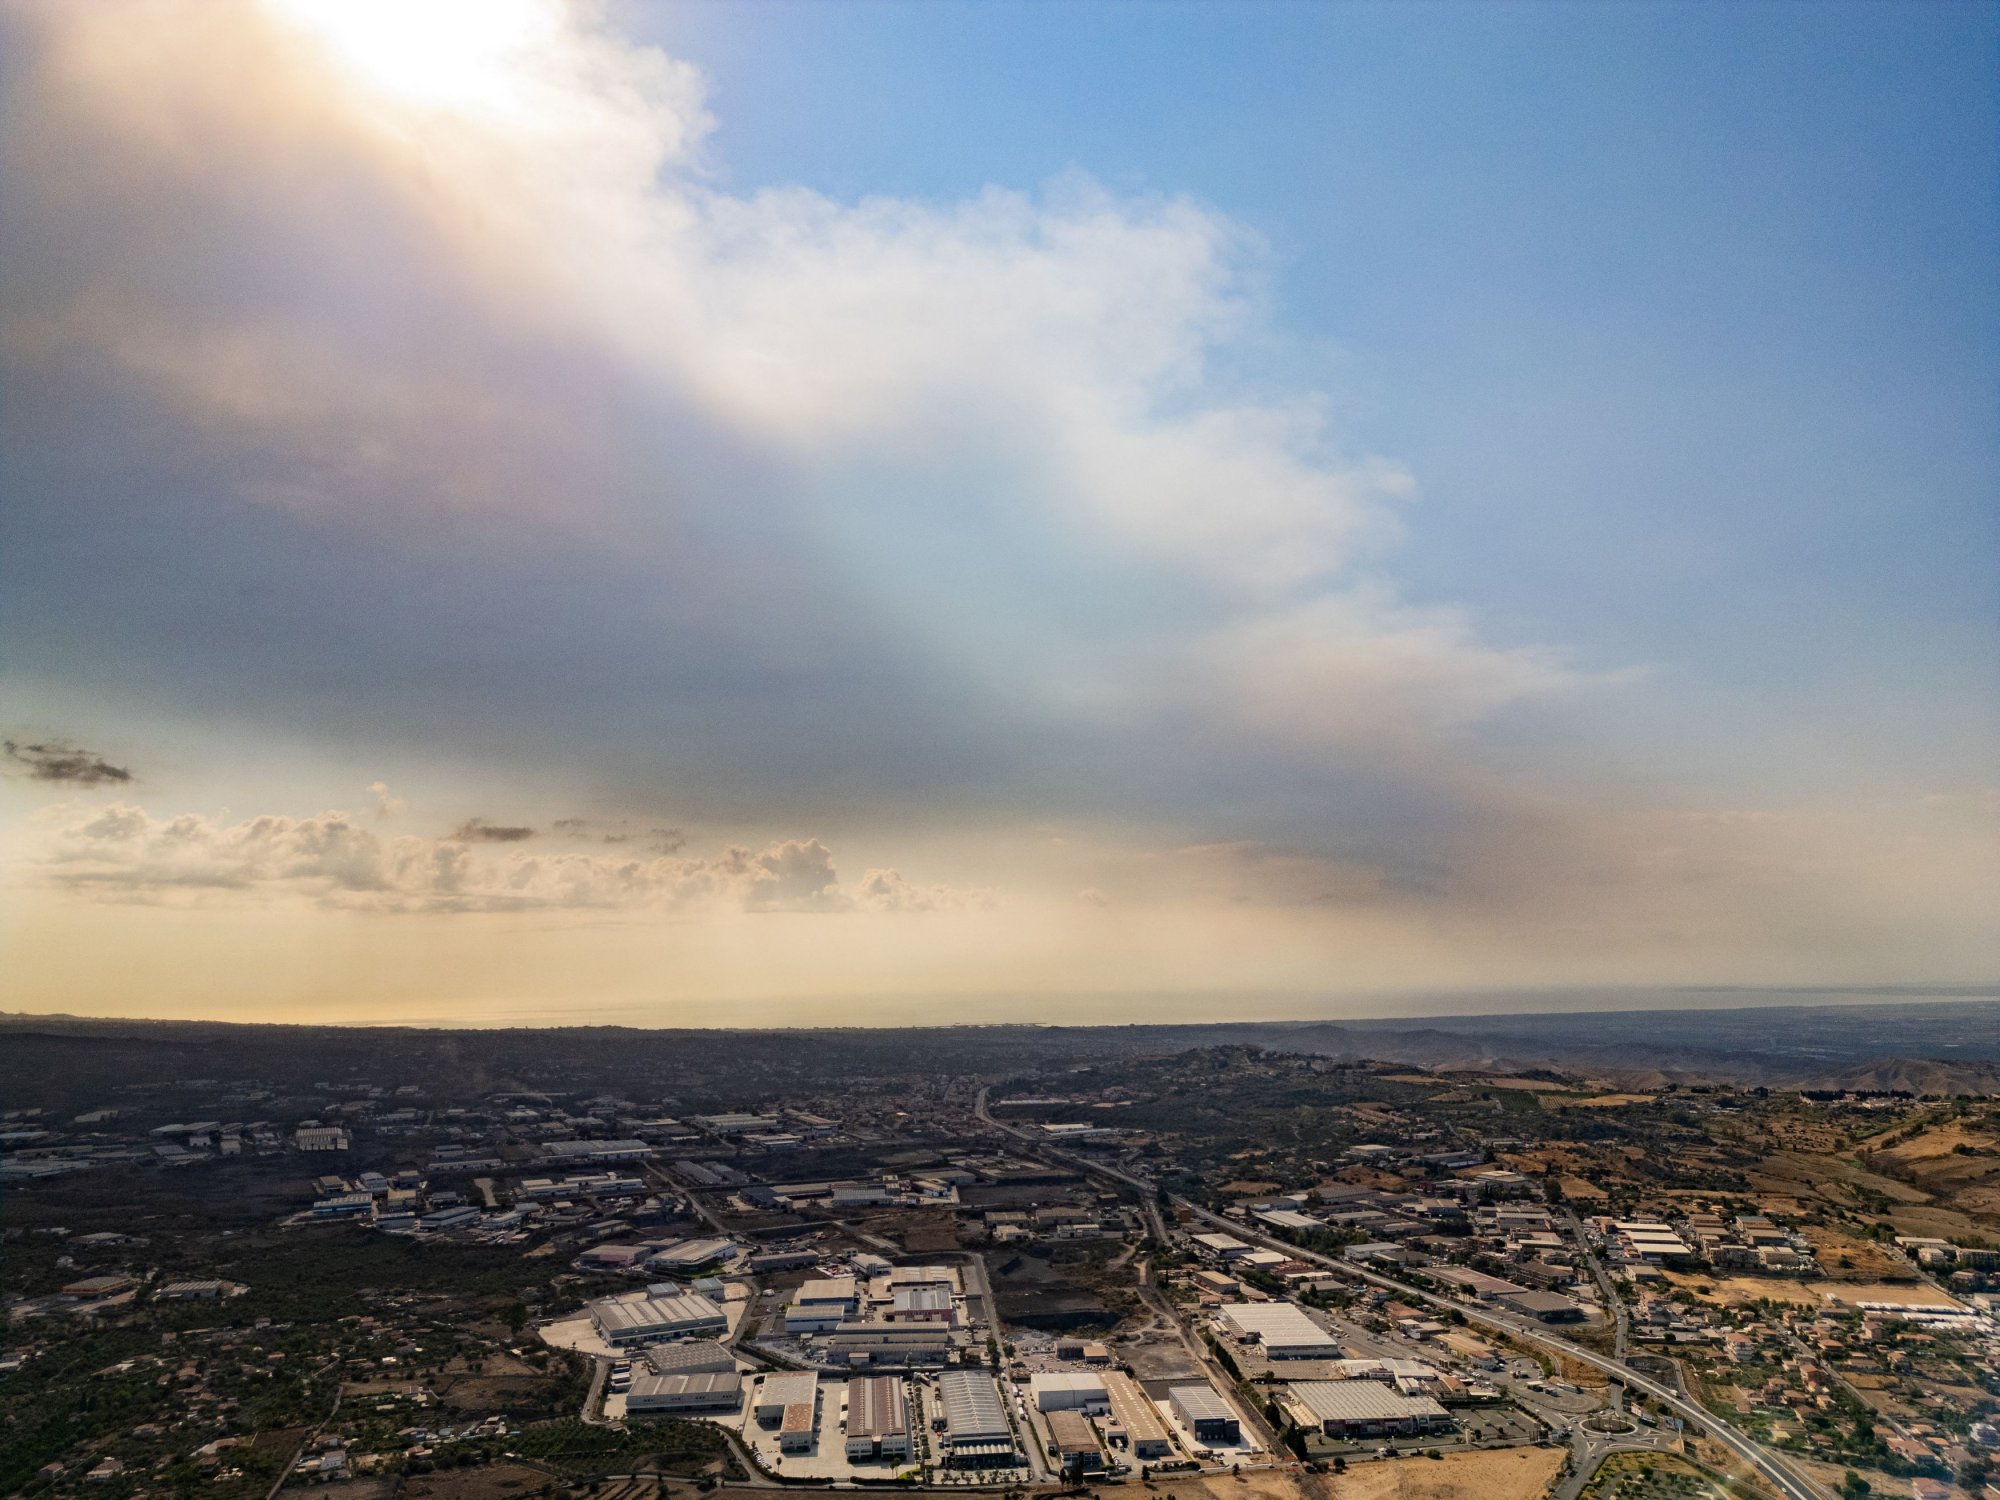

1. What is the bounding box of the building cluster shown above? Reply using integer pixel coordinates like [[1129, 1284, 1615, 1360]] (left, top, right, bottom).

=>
[[781, 1262, 973, 1367]]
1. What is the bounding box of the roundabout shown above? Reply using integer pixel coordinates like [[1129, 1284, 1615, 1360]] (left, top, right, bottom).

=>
[[1582, 1411, 1641, 1437]]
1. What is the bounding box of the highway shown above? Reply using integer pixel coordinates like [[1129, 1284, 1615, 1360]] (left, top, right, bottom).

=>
[[970, 1087, 1832, 1500]]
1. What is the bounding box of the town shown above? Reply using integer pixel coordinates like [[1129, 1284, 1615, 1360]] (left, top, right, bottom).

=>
[[3, 1018, 1998, 1500]]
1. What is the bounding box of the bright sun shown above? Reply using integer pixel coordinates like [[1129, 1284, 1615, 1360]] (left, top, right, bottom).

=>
[[266, 0, 559, 121]]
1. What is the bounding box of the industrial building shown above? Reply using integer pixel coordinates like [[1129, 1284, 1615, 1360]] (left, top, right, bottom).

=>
[[1030, 1371, 1108, 1412], [823, 1321, 951, 1367], [1169, 1385, 1240, 1443], [1283, 1381, 1451, 1439], [937, 1369, 1017, 1467], [785, 1275, 860, 1333], [1102, 1371, 1172, 1459], [888, 1283, 956, 1324], [755, 1371, 821, 1423], [642, 1339, 736, 1376], [588, 1291, 727, 1346], [1256, 1208, 1325, 1234], [1190, 1233, 1252, 1262], [751, 1371, 821, 1453], [884, 1264, 961, 1292], [749, 1249, 818, 1273], [645, 1237, 736, 1271], [1216, 1301, 1345, 1358], [1496, 1289, 1586, 1323], [541, 1139, 652, 1163], [626, 1371, 743, 1414], [843, 1375, 909, 1460], [155, 1280, 228, 1300], [1045, 1409, 1104, 1471], [779, 1402, 817, 1453]]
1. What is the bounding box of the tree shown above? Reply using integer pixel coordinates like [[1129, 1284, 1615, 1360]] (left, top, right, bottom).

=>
[[1839, 1472, 1870, 1499]]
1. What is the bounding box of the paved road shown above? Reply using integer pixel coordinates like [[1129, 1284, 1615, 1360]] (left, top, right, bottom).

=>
[[580, 1351, 610, 1425], [967, 1097, 1830, 1500], [648, 1161, 732, 1234], [1564, 1209, 1629, 1412]]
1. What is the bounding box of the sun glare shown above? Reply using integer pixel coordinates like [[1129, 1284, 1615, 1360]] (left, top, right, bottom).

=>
[[266, 0, 558, 121]]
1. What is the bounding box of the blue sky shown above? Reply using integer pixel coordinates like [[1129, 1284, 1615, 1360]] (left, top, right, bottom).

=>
[[644, 0, 2000, 781], [0, 0, 1993, 1022]]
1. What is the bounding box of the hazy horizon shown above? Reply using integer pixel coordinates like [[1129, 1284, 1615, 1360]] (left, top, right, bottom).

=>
[[3, 985, 1994, 1035], [3, 1, 1995, 1024]]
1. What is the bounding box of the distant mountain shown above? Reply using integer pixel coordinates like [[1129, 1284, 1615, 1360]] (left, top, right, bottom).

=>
[[1805, 1057, 2000, 1097], [2, 996, 1997, 1100]]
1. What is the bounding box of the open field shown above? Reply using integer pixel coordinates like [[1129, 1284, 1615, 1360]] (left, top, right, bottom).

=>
[[1867, 1125, 2000, 1223], [403, 1463, 555, 1500], [1798, 1224, 1911, 1280], [1743, 1151, 1931, 1208], [1478, 1078, 1575, 1092], [1667, 1273, 1826, 1308], [1565, 1094, 1657, 1108], [1868, 1123, 1999, 1176], [1808, 1280, 1963, 1309], [1883, 1201, 1996, 1239], [1317, 1445, 1565, 1500]]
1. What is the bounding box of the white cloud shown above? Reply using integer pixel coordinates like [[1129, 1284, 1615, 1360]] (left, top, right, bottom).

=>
[[1196, 588, 1595, 753], [6, 0, 1491, 631], [852, 867, 996, 913], [28, 801, 982, 916]]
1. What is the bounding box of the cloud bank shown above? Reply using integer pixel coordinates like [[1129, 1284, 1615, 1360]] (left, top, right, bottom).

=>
[[31, 800, 986, 917]]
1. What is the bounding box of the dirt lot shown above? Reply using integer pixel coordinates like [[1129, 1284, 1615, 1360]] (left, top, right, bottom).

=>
[[403, 1462, 551, 1500], [1666, 1273, 1826, 1309], [1108, 1303, 1206, 1382], [1798, 1224, 1912, 1280], [857, 1209, 964, 1253], [1312, 1445, 1565, 1500]]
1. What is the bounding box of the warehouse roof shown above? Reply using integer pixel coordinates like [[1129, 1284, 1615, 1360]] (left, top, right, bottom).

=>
[[1046, 1409, 1099, 1455], [1169, 1384, 1237, 1424], [847, 1375, 908, 1438], [590, 1292, 724, 1334], [1217, 1301, 1344, 1352], [627, 1370, 741, 1402], [1286, 1381, 1447, 1424], [643, 1339, 736, 1375], [759, 1371, 820, 1408], [1103, 1371, 1168, 1443], [937, 1369, 1011, 1443]]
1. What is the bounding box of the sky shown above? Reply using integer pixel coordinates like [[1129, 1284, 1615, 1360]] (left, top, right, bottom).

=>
[[0, 0, 1995, 1026]]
